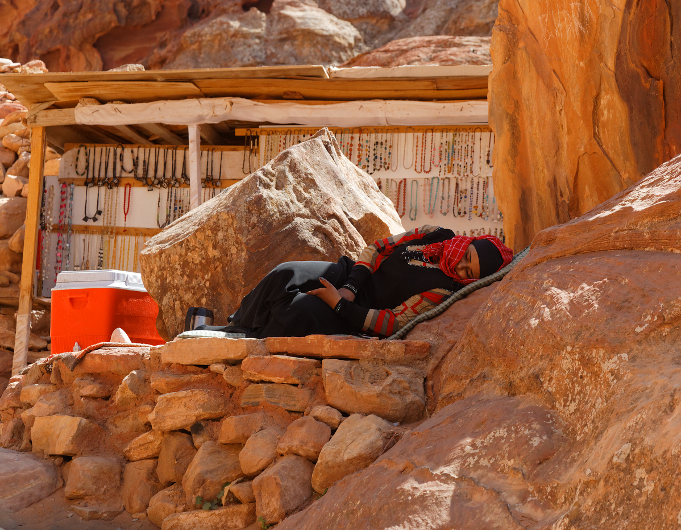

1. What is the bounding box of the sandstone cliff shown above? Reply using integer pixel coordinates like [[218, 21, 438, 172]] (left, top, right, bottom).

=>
[[489, 0, 681, 251], [0, 0, 497, 72]]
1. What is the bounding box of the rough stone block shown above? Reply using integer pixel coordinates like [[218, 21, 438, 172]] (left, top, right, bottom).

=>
[[308, 405, 343, 429], [147, 484, 187, 527], [239, 428, 280, 476], [72, 346, 146, 375], [70, 503, 124, 520], [0, 379, 22, 410], [149, 389, 230, 431], [219, 412, 270, 444], [150, 371, 215, 394], [161, 503, 256, 530], [124, 430, 164, 461], [64, 456, 121, 500], [73, 377, 112, 398], [122, 459, 163, 513], [160, 338, 267, 365], [31, 415, 105, 456], [0, 447, 62, 512], [240, 383, 311, 412], [323, 359, 425, 423], [277, 416, 331, 462], [190, 420, 219, 449], [229, 480, 255, 504], [241, 355, 321, 384], [157, 432, 197, 486], [19, 383, 56, 406], [252, 454, 314, 524], [182, 441, 243, 506], [114, 369, 149, 407], [266, 335, 430, 363], [311, 414, 394, 493], [21, 389, 72, 429]]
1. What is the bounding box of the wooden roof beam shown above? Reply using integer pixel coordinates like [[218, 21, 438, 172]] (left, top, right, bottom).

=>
[[137, 123, 186, 146], [110, 125, 153, 145], [198, 124, 224, 145]]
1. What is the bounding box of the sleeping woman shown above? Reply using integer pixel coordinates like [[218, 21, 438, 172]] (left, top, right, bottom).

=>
[[206, 225, 513, 339]]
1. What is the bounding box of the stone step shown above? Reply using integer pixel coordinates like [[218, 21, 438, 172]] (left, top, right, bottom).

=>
[[161, 338, 267, 365], [266, 335, 431, 363], [241, 355, 321, 385]]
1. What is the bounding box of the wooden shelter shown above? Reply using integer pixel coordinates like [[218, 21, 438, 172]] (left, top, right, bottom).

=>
[[0, 63, 491, 374]]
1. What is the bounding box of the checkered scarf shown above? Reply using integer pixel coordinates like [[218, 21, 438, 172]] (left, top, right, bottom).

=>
[[421, 235, 514, 284]]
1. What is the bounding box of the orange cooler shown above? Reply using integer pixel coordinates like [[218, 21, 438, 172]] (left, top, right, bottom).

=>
[[51, 270, 165, 354]]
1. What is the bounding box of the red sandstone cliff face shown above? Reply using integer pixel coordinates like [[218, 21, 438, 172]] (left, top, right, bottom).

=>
[[489, 0, 681, 251], [0, 0, 497, 72]]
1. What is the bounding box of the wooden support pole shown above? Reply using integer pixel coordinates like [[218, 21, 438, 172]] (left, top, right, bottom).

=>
[[188, 125, 202, 210], [13, 127, 46, 375]]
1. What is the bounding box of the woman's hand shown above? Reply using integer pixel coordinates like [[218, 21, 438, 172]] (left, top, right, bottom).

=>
[[337, 287, 355, 302], [308, 277, 342, 309]]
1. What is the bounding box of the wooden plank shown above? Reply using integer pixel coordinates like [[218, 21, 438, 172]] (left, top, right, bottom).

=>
[[27, 99, 59, 120], [57, 177, 240, 187], [82, 125, 126, 145], [138, 123, 186, 146], [198, 124, 224, 145], [235, 125, 492, 136], [110, 125, 153, 145], [13, 127, 45, 375], [51, 224, 162, 236], [63, 143, 247, 153], [435, 77, 489, 90], [44, 81, 205, 103], [27, 108, 76, 127], [188, 125, 202, 210]]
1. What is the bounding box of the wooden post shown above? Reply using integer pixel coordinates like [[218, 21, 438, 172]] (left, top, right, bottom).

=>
[[188, 125, 202, 210], [13, 127, 46, 375]]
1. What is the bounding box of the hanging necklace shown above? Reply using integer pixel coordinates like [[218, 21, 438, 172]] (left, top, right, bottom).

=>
[[41, 185, 55, 283], [409, 180, 418, 221], [472, 128, 482, 177], [54, 183, 67, 279], [364, 131, 371, 172], [423, 129, 433, 174], [414, 132, 423, 174], [396, 178, 407, 217], [468, 177, 475, 221], [65, 183, 74, 270], [452, 178, 459, 218], [75, 145, 88, 179], [428, 176, 439, 219], [112, 144, 123, 186], [205, 149, 213, 187], [440, 177, 450, 216], [93, 147, 104, 221], [215, 150, 223, 188], [403, 128, 415, 170], [422, 178, 430, 216], [82, 147, 94, 222], [123, 183, 132, 226], [390, 130, 398, 172], [487, 131, 494, 168]]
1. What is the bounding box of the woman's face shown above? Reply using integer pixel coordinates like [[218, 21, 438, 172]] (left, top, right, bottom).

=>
[[455, 244, 480, 280]]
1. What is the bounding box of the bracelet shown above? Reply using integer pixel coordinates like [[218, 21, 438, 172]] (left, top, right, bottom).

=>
[[334, 298, 344, 314], [341, 284, 357, 295]]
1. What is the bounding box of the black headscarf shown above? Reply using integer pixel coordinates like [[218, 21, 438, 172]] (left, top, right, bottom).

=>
[[471, 239, 504, 279]]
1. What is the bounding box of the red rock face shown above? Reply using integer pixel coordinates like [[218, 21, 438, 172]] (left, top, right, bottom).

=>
[[0, 0, 498, 71], [274, 148, 681, 528], [341, 35, 491, 67], [489, 0, 681, 251]]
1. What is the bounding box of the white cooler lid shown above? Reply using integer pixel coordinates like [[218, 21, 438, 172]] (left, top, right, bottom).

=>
[[53, 270, 148, 292]]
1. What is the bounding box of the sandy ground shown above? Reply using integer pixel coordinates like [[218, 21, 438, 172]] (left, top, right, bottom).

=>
[[0, 489, 157, 530]]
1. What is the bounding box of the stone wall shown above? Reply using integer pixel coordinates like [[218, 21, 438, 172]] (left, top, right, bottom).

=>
[[488, 0, 681, 250]]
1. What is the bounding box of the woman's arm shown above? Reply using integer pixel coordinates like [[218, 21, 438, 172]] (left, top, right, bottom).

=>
[[343, 225, 441, 295], [309, 278, 452, 337]]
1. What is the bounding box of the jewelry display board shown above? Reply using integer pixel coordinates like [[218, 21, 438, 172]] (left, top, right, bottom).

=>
[[246, 126, 501, 239], [37, 144, 254, 297]]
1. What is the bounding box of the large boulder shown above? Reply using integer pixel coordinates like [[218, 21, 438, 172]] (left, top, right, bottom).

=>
[[489, 0, 681, 250], [140, 129, 402, 338], [0, 448, 62, 512], [278, 151, 681, 528]]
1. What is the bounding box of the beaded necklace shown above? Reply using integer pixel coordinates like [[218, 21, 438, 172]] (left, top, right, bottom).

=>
[[477, 128, 485, 178], [132, 236, 140, 272], [365, 132, 371, 172], [65, 183, 74, 270], [431, 129, 442, 173], [54, 183, 67, 279], [93, 147, 104, 220], [82, 147, 94, 222], [428, 176, 439, 219], [390, 130, 399, 172], [452, 178, 459, 218], [75, 145, 88, 179], [440, 177, 450, 216], [157, 189, 166, 229], [487, 132, 494, 168], [41, 185, 54, 283], [403, 129, 415, 170], [461, 176, 468, 217], [473, 178, 481, 217], [348, 130, 354, 162], [112, 144, 122, 187], [409, 180, 418, 221], [423, 129, 433, 174], [468, 176, 475, 221], [123, 184, 132, 226], [357, 131, 364, 169], [422, 178, 430, 216], [414, 132, 423, 174], [395, 178, 407, 217]]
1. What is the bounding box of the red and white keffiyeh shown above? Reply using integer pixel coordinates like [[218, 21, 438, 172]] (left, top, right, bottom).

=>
[[421, 235, 514, 285]]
